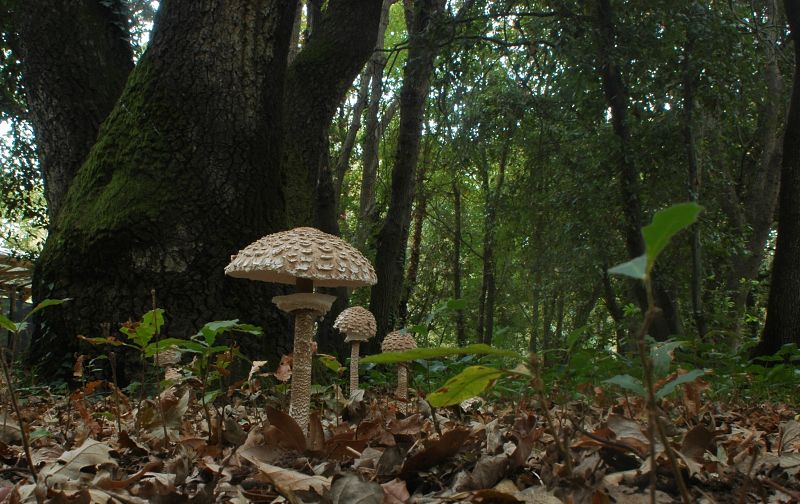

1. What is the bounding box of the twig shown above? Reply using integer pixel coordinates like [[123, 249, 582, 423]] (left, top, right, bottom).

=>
[[636, 279, 691, 504], [757, 475, 800, 501], [0, 348, 42, 504], [109, 349, 122, 433], [530, 354, 572, 474], [151, 290, 170, 445]]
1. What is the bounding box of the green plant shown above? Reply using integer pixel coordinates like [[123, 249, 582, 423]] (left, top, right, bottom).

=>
[[155, 319, 261, 442]]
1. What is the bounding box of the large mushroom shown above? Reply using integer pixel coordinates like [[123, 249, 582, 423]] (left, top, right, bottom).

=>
[[380, 331, 417, 414], [333, 306, 376, 395], [225, 227, 376, 433]]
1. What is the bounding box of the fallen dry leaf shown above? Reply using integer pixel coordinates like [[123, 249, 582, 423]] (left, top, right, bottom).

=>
[[329, 473, 383, 504], [40, 438, 115, 483], [240, 447, 331, 496]]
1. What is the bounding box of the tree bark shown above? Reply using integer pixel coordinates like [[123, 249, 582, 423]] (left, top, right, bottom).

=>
[[453, 180, 467, 346], [720, 0, 783, 336], [398, 159, 427, 325], [281, 0, 384, 233], [369, 0, 446, 342], [593, 0, 679, 340], [13, 0, 134, 219], [755, 0, 800, 357], [29, 0, 298, 376], [682, 5, 707, 339], [333, 0, 395, 205]]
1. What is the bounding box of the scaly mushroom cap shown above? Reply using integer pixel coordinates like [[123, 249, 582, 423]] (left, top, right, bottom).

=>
[[225, 227, 377, 288], [381, 331, 417, 353], [334, 306, 377, 343]]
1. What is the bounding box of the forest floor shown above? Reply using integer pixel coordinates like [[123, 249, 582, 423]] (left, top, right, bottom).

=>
[[0, 372, 799, 504]]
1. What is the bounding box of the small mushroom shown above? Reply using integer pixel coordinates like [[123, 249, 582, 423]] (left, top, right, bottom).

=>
[[380, 331, 417, 414], [225, 227, 376, 433], [333, 306, 376, 395]]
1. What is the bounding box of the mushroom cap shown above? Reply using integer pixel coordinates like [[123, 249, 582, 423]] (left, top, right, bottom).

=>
[[381, 331, 417, 353], [334, 306, 377, 343], [225, 227, 377, 288]]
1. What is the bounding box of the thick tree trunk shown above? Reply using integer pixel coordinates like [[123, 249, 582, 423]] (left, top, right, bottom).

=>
[[755, 0, 800, 357], [281, 0, 384, 232], [453, 181, 467, 346], [369, 0, 445, 342], [13, 0, 134, 219], [29, 1, 298, 376], [594, 0, 679, 340]]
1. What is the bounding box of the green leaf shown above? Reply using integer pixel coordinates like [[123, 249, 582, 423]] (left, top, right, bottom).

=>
[[203, 389, 221, 405], [650, 341, 683, 377], [24, 298, 71, 320], [642, 202, 702, 266], [608, 254, 647, 279], [604, 374, 645, 396], [427, 365, 507, 407], [0, 314, 18, 333], [29, 428, 52, 441], [144, 338, 205, 356], [655, 369, 706, 399], [318, 354, 344, 374], [360, 344, 521, 364], [198, 319, 262, 345]]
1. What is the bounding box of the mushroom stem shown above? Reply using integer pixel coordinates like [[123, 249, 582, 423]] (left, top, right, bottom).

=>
[[289, 309, 315, 433], [396, 364, 408, 415], [349, 341, 361, 394]]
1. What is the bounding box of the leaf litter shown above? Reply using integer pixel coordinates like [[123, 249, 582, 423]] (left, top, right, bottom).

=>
[[0, 373, 799, 503]]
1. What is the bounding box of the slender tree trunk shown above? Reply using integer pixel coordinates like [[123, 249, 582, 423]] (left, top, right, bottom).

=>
[[453, 181, 467, 346], [355, 18, 395, 250], [334, 0, 395, 204], [720, 0, 783, 337], [369, 0, 446, 342], [528, 289, 540, 353], [593, 0, 679, 340], [29, 1, 298, 376], [541, 295, 556, 366], [602, 269, 627, 351], [755, 0, 800, 356], [554, 294, 565, 350], [398, 160, 427, 325], [682, 7, 707, 339], [287, 1, 303, 64], [13, 0, 134, 219], [282, 0, 384, 233]]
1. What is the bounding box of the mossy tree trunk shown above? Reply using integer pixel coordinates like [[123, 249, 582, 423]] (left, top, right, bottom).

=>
[[28, 1, 298, 375], [12, 0, 134, 219]]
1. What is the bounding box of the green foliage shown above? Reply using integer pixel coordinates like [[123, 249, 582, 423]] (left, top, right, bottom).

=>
[[0, 298, 69, 334], [609, 203, 702, 280], [427, 365, 508, 407], [361, 343, 518, 364]]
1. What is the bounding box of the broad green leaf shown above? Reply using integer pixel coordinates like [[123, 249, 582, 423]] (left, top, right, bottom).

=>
[[655, 369, 706, 399], [608, 254, 647, 279], [318, 354, 344, 373], [427, 365, 507, 407], [25, 298, 70, 320], [360, 344, 520, 364], [198, 320, 262, 345], [565, 325, 588, 352], [642, 203, 702, 265], [650, 341, 683, 377], [0, 314, 17, 333], [604, 374, 645, 396], [145, 338, 205, 356], [203, 389, 221, 405], [78, 335, 126, 347]]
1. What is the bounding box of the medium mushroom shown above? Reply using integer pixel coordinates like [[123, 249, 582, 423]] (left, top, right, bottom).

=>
[[333, 306, 376, 394], [380, 331, 417, 414], [225, 227, 377, 433]]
